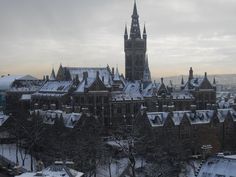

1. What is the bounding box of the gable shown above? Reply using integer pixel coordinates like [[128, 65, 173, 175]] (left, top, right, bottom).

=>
[[164, 114, 175, 128], [180, 114, 191, 127], [157, 83, 167, 95], [88, 77, 107, 91], [199, 78, 213, 89]]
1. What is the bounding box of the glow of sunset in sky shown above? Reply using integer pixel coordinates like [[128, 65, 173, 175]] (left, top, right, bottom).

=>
[[0, 0, 236, 78]]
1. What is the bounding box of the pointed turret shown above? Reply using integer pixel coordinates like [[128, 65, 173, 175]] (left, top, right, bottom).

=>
[[114, 67, 120, 81], [181, 76, 185, 90], [143, 54, 151, 83], [124, 25, 128, 40], [130, 1, 141, 39], [143, 24, 147, 40], [49, 68, 56, 80], [181, 75, 184, 85], [189, 67, 193, 80], [213, 77, 216, 85]]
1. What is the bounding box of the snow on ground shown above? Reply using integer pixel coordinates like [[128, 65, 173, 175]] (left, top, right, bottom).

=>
[[0, 144, 36, 171], [179, 160, 201, 177], [96, 158, 129, 177]]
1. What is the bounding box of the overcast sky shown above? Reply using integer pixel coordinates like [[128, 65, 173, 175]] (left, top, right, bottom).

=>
[[0, 0, 236, 78]]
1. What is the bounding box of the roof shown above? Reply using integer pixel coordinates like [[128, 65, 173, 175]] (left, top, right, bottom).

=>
[[65, 67, 113, 87], [9, 79, 44, 92], [16, 164, 84, 177], [197, 155, 236, 177], [146, 109, 235, 127], [112, 81, 143, 101], [0, 112, 9, 126], [31, 110, 83, 128], [39, 81, 73, 93], [142, 82, 161, 97], [183, 76, 213, 91], [0, 75, 23, 90]]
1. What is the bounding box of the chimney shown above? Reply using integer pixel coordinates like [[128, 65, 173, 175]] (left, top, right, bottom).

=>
[[190, 105, 196, 113], [102, 76, 104, 82], [46, 75, 49, 81], [163, 105, 168, 112], [189, 67, 193, 80], [206, 104, 211, 110], [168, 105, 175, 112], [83, 72, 88, 85], [112, 67, 114, 76], [96, 71, 99, 78]]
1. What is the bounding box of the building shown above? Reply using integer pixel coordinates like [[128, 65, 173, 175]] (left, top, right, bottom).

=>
[[5, 75, 44, 115], [138, 105, 236, 155], [0, 75, 25, 111], [124, 1, 151, 81]]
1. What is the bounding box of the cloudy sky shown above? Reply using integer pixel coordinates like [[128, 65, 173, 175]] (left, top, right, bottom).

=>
[[0, 0, 236, 78]]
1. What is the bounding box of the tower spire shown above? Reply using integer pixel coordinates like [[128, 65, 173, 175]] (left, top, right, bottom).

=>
[[124, 24, 128, 40], [130, 0, 141, 39], [143, 24, 147, 39]]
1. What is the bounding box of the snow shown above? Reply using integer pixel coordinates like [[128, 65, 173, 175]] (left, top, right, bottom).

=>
[[146, 109, 235, 127], [0, 75, 22, 91], [142, 82, 161, 97], [9, 80, 44, 92], [15, 164, 84, 177], [197, 156, 236, 177], [20, 94, 32, 101], [39, 81, 73, 93], [66, 67, 113, 87], [0, 112, 9, 126], [96, 158, 129, 177], [113, 67, 120, 81], [32, 110, 82, 128], [0, 144, 36, 171]]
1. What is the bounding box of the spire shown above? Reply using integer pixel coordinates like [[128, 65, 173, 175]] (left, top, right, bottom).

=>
[[114, 66, 120, 81], [181, 75, 184, 85], [133, 0, 138, 17], [213, 77, 216, 85], [143, 24, 147, 39], [49, 68, 56, 80], [130, 0, 141, 39], [189, 67, 193, 80], [143, 54, 151, 82], [124, 24, 128, 40]]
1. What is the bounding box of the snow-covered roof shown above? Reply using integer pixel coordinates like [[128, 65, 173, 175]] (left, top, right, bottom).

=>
[[112, 81, 143, 101], [16, 164, 84, 177], [0, 75, 22, 91], [9, 79, 44, 93], [183, 76, 213, 91], [32, 110, 83, 128], [39, 81, 73, 93], [197, 155, 236, 177], [146, 109, 235, 127], [16, 75, 38, 81], [0, 112, 9, 126], [113, 67, 121, 81], [65, 67, 113, 87], [142, 82, 161, 97]]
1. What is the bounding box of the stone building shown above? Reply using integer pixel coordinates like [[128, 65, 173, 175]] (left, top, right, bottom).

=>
[[124, 1, 151, 81], [137, 105, 236, 155]]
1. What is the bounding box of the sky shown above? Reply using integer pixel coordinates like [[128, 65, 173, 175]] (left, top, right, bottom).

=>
[[0, 0, 236, 78]]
